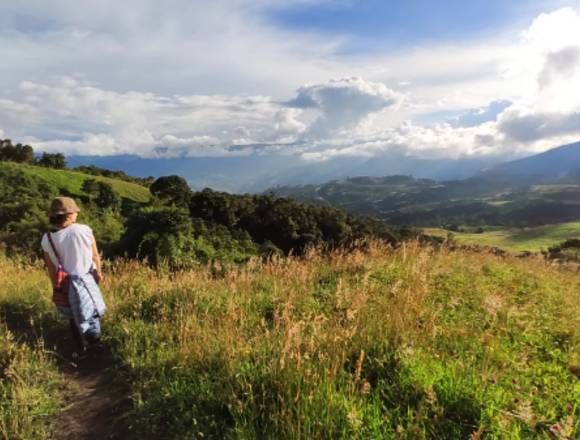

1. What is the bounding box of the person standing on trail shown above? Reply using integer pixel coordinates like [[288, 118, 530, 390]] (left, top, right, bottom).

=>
[[41, 197, 106, 356]]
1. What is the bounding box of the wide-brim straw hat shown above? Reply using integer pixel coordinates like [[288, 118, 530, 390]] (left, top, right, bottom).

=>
[[49, 197, 81, 216]]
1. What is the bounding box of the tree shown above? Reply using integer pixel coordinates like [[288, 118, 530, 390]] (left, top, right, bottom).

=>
[[82, 178, 100, 195], [190, 188, 238, 228], [83, 178, 121, 210], [150, 175, 192, 207], [38, 152, 67, 169], [120, 206, 198, 268], [95, 182, 121, 211], [0, 139, 35, 163]]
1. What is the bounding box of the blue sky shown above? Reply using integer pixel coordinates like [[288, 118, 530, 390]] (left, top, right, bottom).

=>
[[272, 1, 506, 42], [0, 0, 580, 161], [269, 0, 568, 52]]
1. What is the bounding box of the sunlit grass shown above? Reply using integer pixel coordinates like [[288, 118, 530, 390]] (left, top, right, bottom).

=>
[[97, 244, 580, 438], [0, 259, 63, 440], [1, 243, 579, 438], [0, 162, 150, 202], [426, 222, 580, 252]]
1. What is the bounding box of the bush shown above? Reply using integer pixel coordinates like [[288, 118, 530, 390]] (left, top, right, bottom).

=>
[[120, 207, 257, 267], [38, 153, 67, 169], [120, 206, 198, 269], [150, 176, 193, 207], [95, 182, 121, 211], [546, 238, 580, 262], [190, 189, 410, 255]]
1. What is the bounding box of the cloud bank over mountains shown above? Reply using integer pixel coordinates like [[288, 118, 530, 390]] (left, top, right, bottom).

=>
[[1, 2, 580, 162]]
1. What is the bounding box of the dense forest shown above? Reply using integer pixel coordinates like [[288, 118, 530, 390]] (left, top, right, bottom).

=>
[[0, 139, 415, 268]]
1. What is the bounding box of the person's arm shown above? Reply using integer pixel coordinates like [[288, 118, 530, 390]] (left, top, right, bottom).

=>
[[43, 251, 57, 287], [92, 240, 103, 283]]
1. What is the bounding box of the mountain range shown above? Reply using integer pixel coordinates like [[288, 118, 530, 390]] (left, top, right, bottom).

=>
[[66, 141, 580, 194], [485, 141, 580, 182], [66, 150, 500, 193], [66, 140, 580, 227], [270, 141, 580, 227]]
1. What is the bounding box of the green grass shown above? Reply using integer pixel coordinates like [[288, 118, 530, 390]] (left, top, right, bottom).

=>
[[486, 200, 511, 207], [0, 259, 63, 440], [426, 221, 580, 252], [0, 162, 150, 202], [2, 243, 579, 439]]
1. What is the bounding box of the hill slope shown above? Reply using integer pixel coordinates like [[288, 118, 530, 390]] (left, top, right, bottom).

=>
[[0, 162, 151, 203], [486, 140, 580, 182], [1, 160, 413, 261], [0, 161, 152, 257]]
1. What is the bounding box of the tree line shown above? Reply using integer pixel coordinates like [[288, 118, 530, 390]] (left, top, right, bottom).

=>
[[122, 175, 415, 268], [1, 138, 66, 169], [0, 162, 415, 268]]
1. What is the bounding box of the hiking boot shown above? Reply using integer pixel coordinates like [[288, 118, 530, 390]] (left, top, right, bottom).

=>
[[71, 347, 88, 363], [84, 332, 100, 345]]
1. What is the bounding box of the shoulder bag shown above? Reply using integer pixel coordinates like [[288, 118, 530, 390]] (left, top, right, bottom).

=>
[[47, 233, 70, 308]]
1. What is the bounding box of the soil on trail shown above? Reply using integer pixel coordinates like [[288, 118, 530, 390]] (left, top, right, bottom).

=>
[[54, 342, 130, 440], [0, 303, 130, 440]]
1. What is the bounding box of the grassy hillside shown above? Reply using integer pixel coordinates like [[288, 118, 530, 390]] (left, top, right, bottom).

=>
[[0, 162, 150, 203], [1, 244, 579, 439], [426, 221, 580, 252]]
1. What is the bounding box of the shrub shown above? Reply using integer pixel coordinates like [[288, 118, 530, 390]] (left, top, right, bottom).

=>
[[150, 175, 193, 207], [120, 206, 198, 269], [37, 153, 67, 169]]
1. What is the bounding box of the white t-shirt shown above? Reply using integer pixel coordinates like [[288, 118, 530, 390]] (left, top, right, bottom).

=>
[[41, 223, 95, 275]]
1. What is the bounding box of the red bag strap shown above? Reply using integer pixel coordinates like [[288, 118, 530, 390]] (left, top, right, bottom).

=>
[[47, 233, 63, 266]]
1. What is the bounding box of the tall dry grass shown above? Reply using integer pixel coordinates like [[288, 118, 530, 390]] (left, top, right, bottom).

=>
[[0, 258, 62, 440], [1, 242, 579, 438], [97, 242, 579, 439]]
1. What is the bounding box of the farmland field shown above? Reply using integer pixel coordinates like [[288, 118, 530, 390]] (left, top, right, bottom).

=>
[[425, 221, 580, 252]]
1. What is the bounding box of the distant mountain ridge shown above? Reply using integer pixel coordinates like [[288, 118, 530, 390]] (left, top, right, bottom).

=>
[[66, 140, 580, 195], [484, 141, 580, 182], [270, 140, 580, 227], [66, 152, 499, 193]]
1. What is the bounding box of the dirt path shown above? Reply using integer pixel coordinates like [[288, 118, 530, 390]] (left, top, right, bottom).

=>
[[0, 304, 130, 440], [53, 343, 130, 440]]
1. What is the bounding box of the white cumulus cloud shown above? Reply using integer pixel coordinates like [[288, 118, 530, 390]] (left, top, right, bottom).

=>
[[287, 77, 403, 138], [2, 77, 306, 157], [2, 4, 580, 165]]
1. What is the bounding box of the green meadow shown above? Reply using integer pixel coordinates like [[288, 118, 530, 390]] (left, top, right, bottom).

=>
[[1, 243, 579, 439], [425, 221, 580, 252], [0, 162, 150, 203]]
